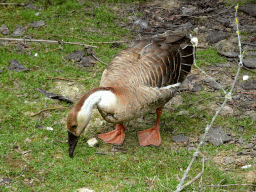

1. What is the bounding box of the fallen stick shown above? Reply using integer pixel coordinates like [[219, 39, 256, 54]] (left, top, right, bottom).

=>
[[202, 184, 256, 188], [178, 171, 204, 191], [0, 37, 98, 48], [31, 107, 70, 117], [0, 3, 25, 6]]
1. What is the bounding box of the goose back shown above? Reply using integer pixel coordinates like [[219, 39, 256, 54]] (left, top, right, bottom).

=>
[[99, 33, 194, 123]]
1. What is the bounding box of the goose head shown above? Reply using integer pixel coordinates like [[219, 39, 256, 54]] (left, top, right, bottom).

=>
[[67, 88, 116, 158]]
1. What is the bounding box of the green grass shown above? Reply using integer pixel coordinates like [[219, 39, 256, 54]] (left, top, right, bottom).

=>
[[1, 1, 256, 191]]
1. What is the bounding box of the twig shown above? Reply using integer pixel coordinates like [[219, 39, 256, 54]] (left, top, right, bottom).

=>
[[0, 41, 12, 53], [177, 171, 204, 191], [47, 77, 74, 81], [92, 54, 108, 65], [31, 107, 70, 117], [175, 6, 243, 192], [0, 37, 98, 48], [202, 184, 256, 188], [0, 3, 25, 6], [90, 40, 128, 44]]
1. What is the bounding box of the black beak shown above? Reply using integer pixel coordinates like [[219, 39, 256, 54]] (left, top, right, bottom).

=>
[[68, 131, 80, 158]]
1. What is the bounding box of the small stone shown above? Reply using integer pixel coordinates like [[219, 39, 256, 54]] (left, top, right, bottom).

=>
[[177, 111, 189, 116], [223, 157, 235, 164], [76, 187, 95, 192], [87, 138, 99, 147], [187, 146, 196, 151], [172, 135, 188, 143], [24, 138, 31, 143], [241, 80, 256, 90], [217, 51, 238, 58], [220, 106, 233, 116], [8, 59, 29, 72], [11, 25, 26, 37], [45, 127, 53, 131], [206, 31, 230, 44], [206, 127, 232, 146], [244, 143, 254, 149], [243, 58, 256, 69], [238, 137, 245, 144], [30, 20, 45, 28], [0, 24, 10, 35], [66, 50, 85, 62], [237, 126, 244, 132]]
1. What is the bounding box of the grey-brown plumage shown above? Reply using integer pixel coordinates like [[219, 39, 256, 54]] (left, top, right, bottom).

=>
[[67, 33, 194, 156], [99, 33, 194, 123]]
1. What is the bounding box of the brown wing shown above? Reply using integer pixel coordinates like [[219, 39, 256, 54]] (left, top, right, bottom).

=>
[[100, 33, 194, 89]]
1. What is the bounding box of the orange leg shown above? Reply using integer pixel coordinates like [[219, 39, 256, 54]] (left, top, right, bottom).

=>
[[98, 124, 126, 145], [137, 108, 162, 146]]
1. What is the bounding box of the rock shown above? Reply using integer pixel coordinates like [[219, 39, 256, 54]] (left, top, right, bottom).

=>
[[238, 137, 245, 144], [215, 63, 231, 68], [237, 126, 244, 133], [245, 52, 256, 57], [187, 146, 196, 151], [203, 78, 225, 90], [182, 7, 193, 15], [240, 25, 256, 33], [0, 24, 10, 35], [244, 143, 254, 149], [24, 3, 37, 10], [177, 111, 189, 116], [24, 138, 31, 143], [223, 157, 235, 164], [66, 50, 85, 62], [76, 187, 95, 192], [243, 58, 256, 69], [206, 127, 232, 146], [11, 25, 26, 37], [87, 138, 99, 147], [0, 178, 12, 185], [240, 80, 256, 90], [239, 4, 256, 17], [30, 20, 45, 28], [216, 17, 230, 27], [217, 51, 238, 58], [191, 82, 202, 92], [220, 106, 233, 116], [80, 56, 95, 67], [172, 135, 188, 143], [8, 59, 29, 72], [206, 31, 230, 44]]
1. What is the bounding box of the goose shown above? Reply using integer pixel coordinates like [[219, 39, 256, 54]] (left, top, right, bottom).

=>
[[67, 33, 194, 157]]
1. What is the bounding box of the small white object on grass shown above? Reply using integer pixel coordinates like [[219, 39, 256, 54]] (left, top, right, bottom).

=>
[[87, 138, 99, 147], [45, 127, 53, 131], [243, 75, 249, 81], [241, 164, 252, 169], [35, 12, 40, 16]]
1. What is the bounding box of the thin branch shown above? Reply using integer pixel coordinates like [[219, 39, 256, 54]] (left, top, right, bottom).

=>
[[92, 54, 108, 65], [0, 3, 25, 6], [202, 184, 256, 188], [0, 37, 98, 48], [177, 171, 204, 191], [90, 40, 128, 44], [31, 107, 70, 117], [47, 77, 74, 81], [175, 6, 243, 191]]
